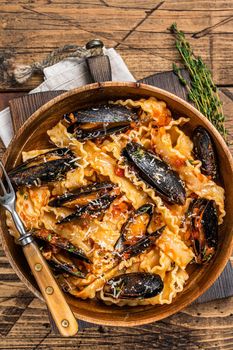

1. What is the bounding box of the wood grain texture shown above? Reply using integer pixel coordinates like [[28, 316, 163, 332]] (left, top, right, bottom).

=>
[[0, 88, 233, 348], [0, 1, 233, 347], [8, 72, 233, 306], [0, 0, 233, 90], [1, 82, 233, 330]]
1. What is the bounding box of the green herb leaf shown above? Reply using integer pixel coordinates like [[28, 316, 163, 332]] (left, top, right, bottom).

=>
[[170, 23, 227, 141], [68, 246, 75, 253], [47, 234, 52, 241]]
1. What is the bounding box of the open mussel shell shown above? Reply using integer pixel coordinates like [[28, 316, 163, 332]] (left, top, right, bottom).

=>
[[48, 181, 115, 208], [32, 229, 91, 263], [115, 203, 154, 253], [192, 126, 218, 180], [9, 148, 76, 187], [68, 122, 130, 141], [103, 272, 164, 299], [122, 142, 186, 205], [48, 255, 86, 278], [57, 193, 118, 224], [187, 197, 218, 264], [41, 246, 86, 278], [63, 104, 138, 124], [117, 226, 166, 260]]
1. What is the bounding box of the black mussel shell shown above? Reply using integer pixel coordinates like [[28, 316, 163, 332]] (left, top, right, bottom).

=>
[[32, 229, 91, 263], [9, 148, 76, 187], [122, 142, 186, 205], [103, 272, 164, 299], [117, 226, 166, 260], [48, 256, 86, 278], [187, 197, 218, 263], [41, 247, 86, 278], [48, 181, 115, 208], [56, 194, 118, 224], [192, 126, 218, 180], [114, 203, 154, 253], [63, 105, 138, 124], [69, 122, 130, 141]]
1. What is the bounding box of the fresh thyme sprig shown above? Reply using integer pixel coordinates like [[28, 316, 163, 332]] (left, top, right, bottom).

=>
[[170, 23, 227, 140]]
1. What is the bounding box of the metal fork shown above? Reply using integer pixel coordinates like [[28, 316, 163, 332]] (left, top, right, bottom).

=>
[[0, 161, 78, 337]]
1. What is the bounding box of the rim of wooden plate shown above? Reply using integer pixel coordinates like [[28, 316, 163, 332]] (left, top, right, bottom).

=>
[[1, 81, 233, 326]]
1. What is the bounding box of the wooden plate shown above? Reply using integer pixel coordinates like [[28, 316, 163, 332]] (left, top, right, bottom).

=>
[[1, 82, 233, 326]]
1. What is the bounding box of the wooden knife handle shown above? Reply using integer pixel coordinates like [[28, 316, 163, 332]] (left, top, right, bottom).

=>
[[23, 241, 78, 337]]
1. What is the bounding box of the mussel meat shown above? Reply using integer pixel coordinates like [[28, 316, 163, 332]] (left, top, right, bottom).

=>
[[57, 193, 118, 224], [186, 197, 218, 264], [114, 204, 165, 259], [32, 228, 91, 263], [63, 104, 138, 124], [64, 104, 138, 141], [192, 126, 218, 180], [122, 142, 186, 205], [117, 226, 165, 260], [49, 182, 115, 208], [9, 148, 76, 187], [103, 272, 164, 299]]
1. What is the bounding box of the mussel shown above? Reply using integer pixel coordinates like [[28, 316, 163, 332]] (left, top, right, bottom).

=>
[[57, 193, 118, 224], [114, 204, 165, 259], [122, 142, 186, 205], [64, 104, 138, 141], [32, 228, 91, 263], [103, 272, 164, 299], [41, 244, 86, 278], [49, 182, 115, 208], [68, 121, 130, 141], [192, 126, 218, 180], [117, 226, 165, 260], [186, 198, 218, 264], [115, 204, 154, 251], [63, 105, 138, 124], [9, 148, 76, 187]]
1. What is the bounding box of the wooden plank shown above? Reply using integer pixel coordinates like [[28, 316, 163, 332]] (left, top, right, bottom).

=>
[[0, 295, 232, 350], [9, 91, 65, 132]]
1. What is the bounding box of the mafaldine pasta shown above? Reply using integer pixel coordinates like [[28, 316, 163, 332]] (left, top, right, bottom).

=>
[[7, 97, 225, 306]]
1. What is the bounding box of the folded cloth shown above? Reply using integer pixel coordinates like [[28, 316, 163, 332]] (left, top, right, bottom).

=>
[[0, 48, 135, 147]]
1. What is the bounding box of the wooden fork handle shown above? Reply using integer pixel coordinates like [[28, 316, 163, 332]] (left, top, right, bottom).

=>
[[23, 241, 78, 337]]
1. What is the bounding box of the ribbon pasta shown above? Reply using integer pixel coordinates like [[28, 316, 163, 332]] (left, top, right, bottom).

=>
[[8, 97, 225, 307]]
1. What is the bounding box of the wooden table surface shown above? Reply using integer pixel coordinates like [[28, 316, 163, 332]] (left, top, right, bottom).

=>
[[0, 1, 233, 349]]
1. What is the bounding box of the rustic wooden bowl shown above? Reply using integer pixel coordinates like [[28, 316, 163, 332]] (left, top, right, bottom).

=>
[[1, 82, 233, 326]]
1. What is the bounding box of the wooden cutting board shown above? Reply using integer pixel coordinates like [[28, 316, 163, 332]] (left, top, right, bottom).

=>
[[8, 71, 233, 330]]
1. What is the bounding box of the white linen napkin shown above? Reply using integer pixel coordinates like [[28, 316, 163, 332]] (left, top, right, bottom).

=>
[[0, 48, 135, 147]]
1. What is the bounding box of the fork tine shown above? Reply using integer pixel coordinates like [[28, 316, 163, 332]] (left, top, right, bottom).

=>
[[0, 161, 14, 193], [0, 178, 7, 195]]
